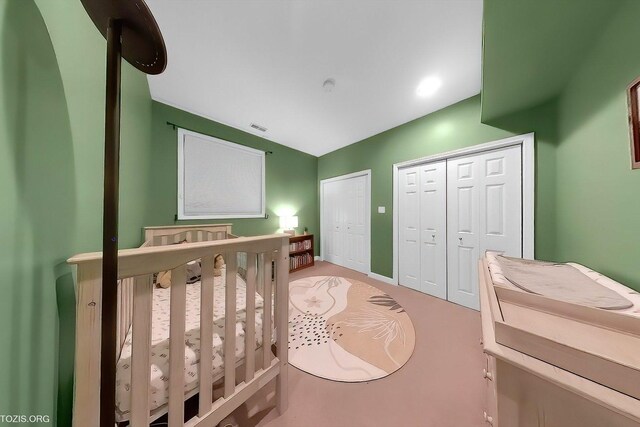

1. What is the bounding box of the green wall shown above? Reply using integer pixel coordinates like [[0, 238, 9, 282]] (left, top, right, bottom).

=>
[[318, 95, 559, 278], [0, 2, 319, 424], [553, 0, 640, 290], [1, 0, 158, 424], [481, 0, 619, 122], [148, 102, 319, 250], [0, 1, 72, 423]]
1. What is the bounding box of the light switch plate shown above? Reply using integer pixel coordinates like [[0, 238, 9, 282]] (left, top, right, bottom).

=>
[[378, 206, 386, 214]]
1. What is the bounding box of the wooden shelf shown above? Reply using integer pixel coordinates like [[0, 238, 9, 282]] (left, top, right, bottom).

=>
[[290, 248, 313, 255], [288, 234, 314, 272]]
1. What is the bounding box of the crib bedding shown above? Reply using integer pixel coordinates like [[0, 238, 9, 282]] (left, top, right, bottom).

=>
[[115, 273, 266, 421], [486, 251, 640, 318]]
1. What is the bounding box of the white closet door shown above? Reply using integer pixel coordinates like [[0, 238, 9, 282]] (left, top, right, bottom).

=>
[[398, 166, 421, 291], [419, 161, 447, 299], [479, 146, 522, 258], [323, 180, 345, 266], [344, 175, 368, 272], [447, 157, 480, 309], [322, 174, 369, 274], [447, 146, 522, 310]]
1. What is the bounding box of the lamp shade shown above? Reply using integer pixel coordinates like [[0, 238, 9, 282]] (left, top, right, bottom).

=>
[[279, 215, 299, 230]]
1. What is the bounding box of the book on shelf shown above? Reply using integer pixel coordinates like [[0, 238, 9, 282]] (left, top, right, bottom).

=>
[[289, 239, 312, 252], [290, 252, 313, 270]]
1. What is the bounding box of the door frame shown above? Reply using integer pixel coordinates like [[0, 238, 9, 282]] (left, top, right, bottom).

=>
[[320, 169, 372, 273], [392, 133, 535, 285]]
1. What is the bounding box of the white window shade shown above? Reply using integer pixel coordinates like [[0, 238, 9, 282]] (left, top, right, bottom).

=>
[[177, 129, 265, 219]]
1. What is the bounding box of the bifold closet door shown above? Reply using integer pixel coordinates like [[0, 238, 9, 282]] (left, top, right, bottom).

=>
[[418, 162, 447, 299], [398, 161, 447, 298], [324, 179, 345, 267], [398, 166, 421, 291], [343, 175, 368, 273], [447, 146, 522, 310], [323, 175, 369, 273]]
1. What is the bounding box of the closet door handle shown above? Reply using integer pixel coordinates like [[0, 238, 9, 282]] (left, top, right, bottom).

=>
[[482, 369, 493, 380]]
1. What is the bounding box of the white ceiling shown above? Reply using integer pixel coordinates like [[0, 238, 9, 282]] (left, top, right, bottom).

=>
[[146, 0, 483, 157]]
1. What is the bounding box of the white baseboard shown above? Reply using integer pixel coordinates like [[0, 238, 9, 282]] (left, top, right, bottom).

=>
[[368, 272, 397, 286], [314, 256, 322, 261]]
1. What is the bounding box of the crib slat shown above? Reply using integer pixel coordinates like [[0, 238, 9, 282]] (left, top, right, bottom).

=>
[[262, 252, 273, 369], [120, 277, 134, 355], [168, 265, 187, 427], [224, 253, 237, 398], [244, 253, 258, 382], [198, 255, 215, 417], [256, 255, 265, 298], [117, 280, 123, 357], [276, 241, 290, 413], [131, 274, 153, 427]]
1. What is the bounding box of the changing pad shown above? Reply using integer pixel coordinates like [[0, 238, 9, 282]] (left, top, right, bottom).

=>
[[495, 255, 634, 310]]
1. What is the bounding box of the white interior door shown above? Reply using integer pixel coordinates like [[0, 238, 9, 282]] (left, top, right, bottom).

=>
[[447, 146, 522, 310], [447, 156, 480, 310], [323, 179, 345, 267], [344, 175, 368, 272], [479, 146, 522, 257], [398, 166, 421, 290], [322, 173, 370, 274], [419, 161, 447, 299]]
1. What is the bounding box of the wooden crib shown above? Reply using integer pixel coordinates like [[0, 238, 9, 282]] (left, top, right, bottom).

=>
[[68, 224, 289, 426]]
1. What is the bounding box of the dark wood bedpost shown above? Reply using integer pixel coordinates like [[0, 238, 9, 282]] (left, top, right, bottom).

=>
[[100, 18, 123, 427], [78, 1, 166, 425]]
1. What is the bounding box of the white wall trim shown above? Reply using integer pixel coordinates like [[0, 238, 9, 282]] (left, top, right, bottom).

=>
[[321, 169, 373, 184], [392, 133, 535, 284], [314, 256, 322, 261], [368, 272, 397, 286], [319, 169, 372, 274]]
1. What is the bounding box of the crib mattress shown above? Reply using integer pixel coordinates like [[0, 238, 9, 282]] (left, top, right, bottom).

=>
[[115, 274, 266, 422], [486, 251, 640, 318]]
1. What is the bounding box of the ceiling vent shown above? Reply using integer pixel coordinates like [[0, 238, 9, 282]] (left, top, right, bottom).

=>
[[250, 123, 267, 132]]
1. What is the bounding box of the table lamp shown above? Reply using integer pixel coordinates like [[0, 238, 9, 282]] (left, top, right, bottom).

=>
[[280, 215, 299, 235]]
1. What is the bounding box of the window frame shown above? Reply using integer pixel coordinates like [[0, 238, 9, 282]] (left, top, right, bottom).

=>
[[177, 128, 266, 220], [627, 77, 640, 169]]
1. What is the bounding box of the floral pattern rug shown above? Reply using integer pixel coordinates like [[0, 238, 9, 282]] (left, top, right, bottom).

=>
[[288, 276, 415, 382]]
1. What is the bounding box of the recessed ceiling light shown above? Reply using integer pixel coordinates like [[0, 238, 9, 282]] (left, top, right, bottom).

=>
[[416, 76, 442, 97]]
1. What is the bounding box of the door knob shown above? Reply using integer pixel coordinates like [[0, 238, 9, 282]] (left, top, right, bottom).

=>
[[432, 234, 435, 240]]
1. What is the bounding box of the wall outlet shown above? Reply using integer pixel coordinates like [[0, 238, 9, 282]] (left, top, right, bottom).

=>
[[378, 206, 386, 214]]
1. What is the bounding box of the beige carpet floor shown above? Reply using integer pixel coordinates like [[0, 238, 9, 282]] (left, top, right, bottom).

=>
[[227, 261, 486, 427]]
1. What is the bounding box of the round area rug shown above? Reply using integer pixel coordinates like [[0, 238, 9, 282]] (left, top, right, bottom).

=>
[[288, 276, 415, 382]]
